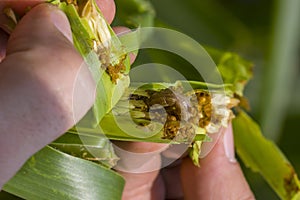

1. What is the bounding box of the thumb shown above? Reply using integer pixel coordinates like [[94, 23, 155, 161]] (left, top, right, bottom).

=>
[[180, 124, 255, 199], [0, 4, 95, 188], [7, 3, 73, 54], [6, 3, 95, 122]]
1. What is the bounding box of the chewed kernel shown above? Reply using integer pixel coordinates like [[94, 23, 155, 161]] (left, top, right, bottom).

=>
[[129, 86, 237, 142]]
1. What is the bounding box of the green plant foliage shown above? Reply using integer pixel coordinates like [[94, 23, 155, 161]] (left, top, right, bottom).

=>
[[3, 146, 124, 200], [233, 111, 300, 200]]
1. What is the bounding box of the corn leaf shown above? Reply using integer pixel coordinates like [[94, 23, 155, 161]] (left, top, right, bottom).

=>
[[3, 146, 124, 200], [205, 47, 253, 96], [233, 111, 300, 200], [51, 132, 119, 168]]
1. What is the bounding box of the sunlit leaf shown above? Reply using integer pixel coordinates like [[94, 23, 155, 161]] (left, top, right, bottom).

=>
[[205, 47, 253, 96], [3, 146, 124, 200], [51, 132, 119, 168], [233, 111, 300, 200]]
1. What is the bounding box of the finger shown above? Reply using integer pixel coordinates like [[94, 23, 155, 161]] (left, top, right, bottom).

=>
[[113, 26, 137, 64], [114, 141, 167, 173], [180, 124, 255, 199], [0, 0, 42, 34], [161, 160, 184, 199], [160, 143, 190, 199], [0, 1, 44, 55], [199, 126, 222, 158], [160, 131, 222, 199], [0, 4, 95, 188], [113, 142, 167, 200], [95, 0, 115, 24], [118, 156, 164, 200]]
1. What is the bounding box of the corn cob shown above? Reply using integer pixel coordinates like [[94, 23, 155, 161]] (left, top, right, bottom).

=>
[[49, 0, 131, 127], [70, 81, 239, 166]]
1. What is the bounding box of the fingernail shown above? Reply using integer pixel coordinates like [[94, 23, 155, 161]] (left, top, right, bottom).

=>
[[223, 123, 237, 163], [50, 7, 73, 43]]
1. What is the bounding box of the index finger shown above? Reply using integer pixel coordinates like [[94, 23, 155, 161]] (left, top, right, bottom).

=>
[[95, 0, 115, 24], [180, 124, 255, 199]]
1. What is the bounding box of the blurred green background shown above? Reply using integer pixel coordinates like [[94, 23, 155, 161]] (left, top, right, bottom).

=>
[[123, 0, 300, 199]]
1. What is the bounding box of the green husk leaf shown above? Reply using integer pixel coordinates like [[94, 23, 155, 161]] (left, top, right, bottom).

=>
[[50, 132, 119, 168], [233, 111, 300, 200], [51, 0, 131, 127], [205, 47, 253, 96], [189, 140, 202, 167], [3, 146, 124, 200], [71, 118, 171, 143]]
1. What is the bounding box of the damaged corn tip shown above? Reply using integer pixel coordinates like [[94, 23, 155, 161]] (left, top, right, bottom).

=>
[[84, 0, 126, 83], [202, 93, 234, 134], [63, 0, 125, 83], [63, 0, 112, 53], [81, 0, 112, 49], [129, 85, 238, 142], [78, 0, 112, 59]]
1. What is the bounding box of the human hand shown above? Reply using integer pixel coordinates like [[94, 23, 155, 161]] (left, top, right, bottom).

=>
[[0, 0, 115, 188], [0, 1, 255, 199], [115, 124, 255, 200]]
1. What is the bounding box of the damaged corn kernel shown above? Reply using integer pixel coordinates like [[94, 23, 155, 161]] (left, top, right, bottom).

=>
[[59, 0, 126, 83], [128, 85, 238, 142]]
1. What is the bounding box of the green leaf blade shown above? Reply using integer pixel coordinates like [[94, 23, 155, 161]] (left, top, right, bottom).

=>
[[233, 111, 300, 200], [3, 146, 124, 200]]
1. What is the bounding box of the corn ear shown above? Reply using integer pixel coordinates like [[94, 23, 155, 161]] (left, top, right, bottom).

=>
[[49, 0, 131, 127], [71, 80, 238, 165]]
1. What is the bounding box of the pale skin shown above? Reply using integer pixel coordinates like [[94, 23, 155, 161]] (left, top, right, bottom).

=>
[[0, 1, 255, 199]]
